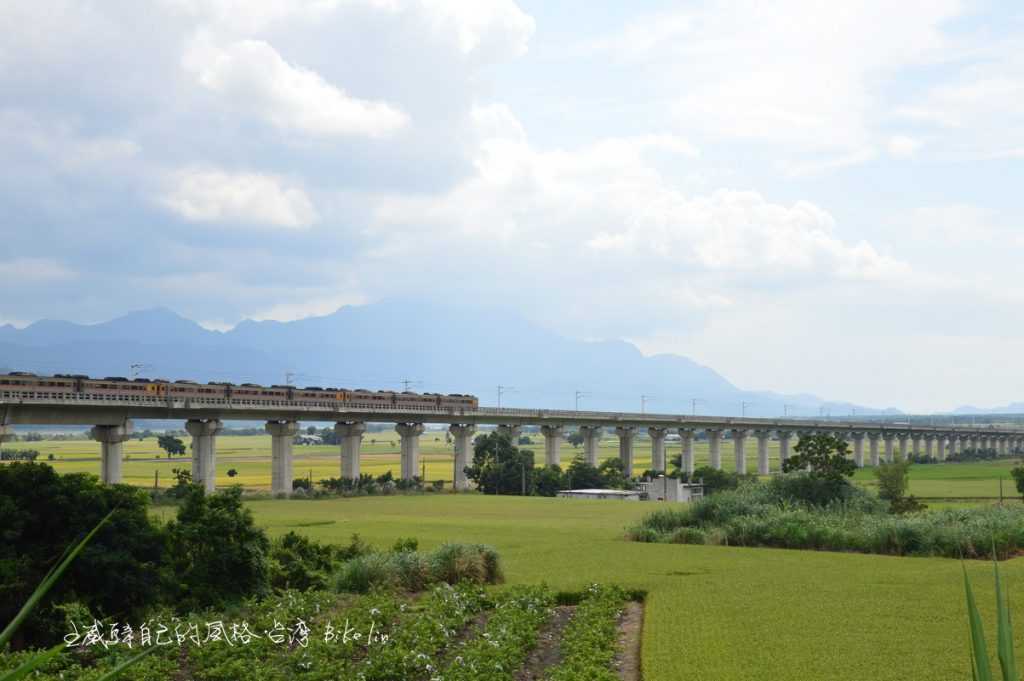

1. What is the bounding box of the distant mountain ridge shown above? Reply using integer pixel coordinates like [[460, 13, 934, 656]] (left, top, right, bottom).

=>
[[0, 302, 902, 417]]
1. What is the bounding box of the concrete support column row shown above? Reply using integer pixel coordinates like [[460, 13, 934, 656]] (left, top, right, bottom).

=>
[[336, 421, 366, 480], [449, 424, 476, 490], [648, 427, 667, 472], [541, 425, 564, 467], [898, 434, 909, 461], [266, 420, 298, 496], [615, 425, 635, 477], [396, 422, 425, 480], [90, 421, 133, 484], [186, 418, 222, 493]]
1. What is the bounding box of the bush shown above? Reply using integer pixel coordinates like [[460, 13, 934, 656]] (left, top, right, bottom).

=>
[[679, 465, 749, 495], [164, 486, 271, 611], [268, 531, 335, 591], [0, 462, 165, 647], [333, 543, 503, 593], [628, 481, 1024, 559]]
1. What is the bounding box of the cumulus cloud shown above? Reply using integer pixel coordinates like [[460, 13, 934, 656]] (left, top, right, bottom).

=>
[[184, 37, 409, 138], [887, 135, 924, 158], [160, 167, 319, 228]]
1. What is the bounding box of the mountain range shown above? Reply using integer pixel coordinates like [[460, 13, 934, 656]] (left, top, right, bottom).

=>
[[0, 301, 914, 417]]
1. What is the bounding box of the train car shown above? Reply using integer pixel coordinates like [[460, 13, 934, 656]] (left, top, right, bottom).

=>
[[1, 372, 479, 411]]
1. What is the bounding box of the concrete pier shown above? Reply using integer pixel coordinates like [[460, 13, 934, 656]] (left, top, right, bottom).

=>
[[541, 425, 564, 467], [648, 427, 668, 472], [897, 433, 908, 461], [679, 428, 695, 474], [396, 423, 425, 480], [851, 432, 865, 468], [335, 421, 366, 480], [731, 429, 748, 475], [615, 425, 636, 477], [924, 434, 934, 459], [867, 432, 880, 467], [90, 422, 132, 484], [936, 434, 946, 461], [267, 420, 298, 496], [186, 418, 222, 493], [0, 425, 10, 444], [449, 424, 476, 490], [755, 430, 771, 475], [496, 424, 522, 443], [882, 433, 895, 464], [777, 430, 792, 465], [706, 428, 722, 470], [579, 425, 602, 466]]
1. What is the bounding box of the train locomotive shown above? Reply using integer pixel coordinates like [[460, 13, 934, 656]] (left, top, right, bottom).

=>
[[0, 372, 479, 411]]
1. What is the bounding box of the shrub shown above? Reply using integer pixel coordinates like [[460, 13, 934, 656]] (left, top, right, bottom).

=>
[[0, 463, 165, 647], [268, 531, 335, 591], [333, 543, 503, 594], [391, 536, 419, 553], [163, 486, 271, 611], [679, 465, 748, 495]]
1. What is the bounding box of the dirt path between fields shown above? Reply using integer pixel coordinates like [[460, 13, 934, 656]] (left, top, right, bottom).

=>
[[615, 601, 644, 681]]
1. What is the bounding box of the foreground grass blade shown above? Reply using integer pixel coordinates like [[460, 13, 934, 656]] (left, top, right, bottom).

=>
[[94, 646, 158, 681], [0, 509, 114, 649], [965, 564, 993, 681], [0, 642, 64, 681], [994, 555, 1018, 681]]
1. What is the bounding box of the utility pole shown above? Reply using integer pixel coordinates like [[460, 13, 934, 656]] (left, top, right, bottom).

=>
[[641, 395, 654, 414], [400, 379, 422, 392], [741, 401, 754, 417], [783, 404, 794, 417], [575, 390, 589, 412], [691, 398, 703, 416], [129, 363, 151, 380], [497, 385, 515, 409], [285, 372, 296, 386]]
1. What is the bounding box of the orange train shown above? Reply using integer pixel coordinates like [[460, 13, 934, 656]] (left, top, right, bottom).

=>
[[0, 372, 478, 411]]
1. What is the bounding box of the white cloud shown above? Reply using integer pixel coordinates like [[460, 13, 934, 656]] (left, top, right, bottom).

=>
[[583, 0, 962, 164], [418, 0, 535, 58], [184, 37, 409, 138], [161, 167, 319, 228], [370, 104, 911, 317], [887, 135, 924, 158]]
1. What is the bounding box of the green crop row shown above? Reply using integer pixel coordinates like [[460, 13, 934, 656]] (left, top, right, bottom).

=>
[[546, 584, 627, 681], [437, 585, 555, 681]]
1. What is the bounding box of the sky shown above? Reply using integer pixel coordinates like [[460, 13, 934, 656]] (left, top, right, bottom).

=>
[[1, 0, 1022, 412]]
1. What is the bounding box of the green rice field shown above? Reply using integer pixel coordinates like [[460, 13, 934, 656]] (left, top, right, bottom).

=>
[[239, 494, 1019, 680], [16, 432, 1023, 501]]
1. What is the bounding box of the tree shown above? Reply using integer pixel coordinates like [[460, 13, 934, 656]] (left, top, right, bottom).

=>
[[567, 431, 584, 448], [0, 462, 165, 646], [227, 468, 238, 478], [565, 456, 604, 488], [306, 425, 317, 435], [164, 486, 270, 611], [464, 431, 536, 495], [597, 457, 629, 489], [157, 434, 186, 456], [783, 433, 856, 481], [875, 460, 927, 514], [534, 465, 565, 496], [1012, 463, 1024, 500]]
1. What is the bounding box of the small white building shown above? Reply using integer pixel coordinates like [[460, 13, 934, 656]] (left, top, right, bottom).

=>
[[557, 488, 642, 501], [637, 477, 704, 503], [294, 434, 323, 445]]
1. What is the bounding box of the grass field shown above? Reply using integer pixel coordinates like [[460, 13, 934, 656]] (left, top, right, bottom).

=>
[[227, 493, 1020, 681], [20, 432, 1023, 500]]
